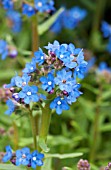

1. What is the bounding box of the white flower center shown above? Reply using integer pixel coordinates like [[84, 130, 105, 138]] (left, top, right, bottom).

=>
[[57, 101, 61, 105], [48, 81, 52, 85], [22, 154, 26, 158], [27, 91, 31, 96], [33, 157, 36, 161], [38, 2, 42, 7], [74, 12, 80, 19], [60, 54, 64, 58], [41, 56, 44, 60], [30, 67, 33, 70]]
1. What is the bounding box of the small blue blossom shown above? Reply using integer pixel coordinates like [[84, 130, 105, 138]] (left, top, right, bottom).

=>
[[54, 69, 75, 92], [34, 0, 55, 13], [97, 62, 111, 73], [50, 96, 69, 114], [16, 147, 31, 166], [23, 59, 36, 73], [6, 10, 22, 33], [101, 21, 111, 38], [66, 84, 82, 104], [22, 4, 36, 17], [44, 40, 60, 52], [6, 74, 31, 88], [18, 85, 39, 104], [74, 51, 87, 79], [2, 145, 13, 162], [0, 40, 8, 60], [34, 48, 45, 65], [107, 37, 111, 53], [40, 73, 55, 92], [63, 7, 87, 29], [1, 0, 13, 10], [55, 45, 71, 61], [5, 99, 15, 115], [31, 150, 44, 169]]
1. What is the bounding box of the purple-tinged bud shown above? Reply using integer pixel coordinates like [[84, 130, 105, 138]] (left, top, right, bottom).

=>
[[77, 159, 90, 170], [11, 159, 16, 165], [108, 163, 111, 168], [63, 90, 68, 96], [10, 87, 15, 93], [27, 164, 31, 167], [49, 89, 54, 94], [21, 99, 25, 104], [8, 46, 18, 58], [48, 51, 56, 57], [0, 128, 6, 135], [12, 93, 20, 102]]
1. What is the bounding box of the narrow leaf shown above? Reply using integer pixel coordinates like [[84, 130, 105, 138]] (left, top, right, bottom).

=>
[[46, 152, 83, 159], [38, 8, 65, 35]]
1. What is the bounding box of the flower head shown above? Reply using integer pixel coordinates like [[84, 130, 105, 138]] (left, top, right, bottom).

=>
[[50, 96, 69, 114], [16, 147, 31, 166], [18, 85, 39, 104], [31, 150, 44, 169], [5, 99, 15, 115], [2, 145, 13, 162], [1, 0, 13, 10], [54, 69, 75, 92], [34, 48, 45, 65], [0, 40, 8, 60], [34, 0, 55, 13], [22, 4, 36, 17], [40, 73, 55, 92], [6, 10, 22, 33]]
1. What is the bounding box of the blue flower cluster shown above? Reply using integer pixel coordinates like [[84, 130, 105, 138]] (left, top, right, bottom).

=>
[[5, 40, 87, 115], [101, 21, 111, 53], [0, 39, 18, 60], [22, 0, 55, 17], [2, 145, 44, 169], [1, 0, 13, 10], [50, 6, 87, 33]]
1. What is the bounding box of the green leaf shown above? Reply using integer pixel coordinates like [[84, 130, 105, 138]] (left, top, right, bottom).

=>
[[38, 8, 65, 35], [39, 138, 50, 152], [0, 164, 26, 170], [46, 152, 83, 159], [41, 158, 52, 170]]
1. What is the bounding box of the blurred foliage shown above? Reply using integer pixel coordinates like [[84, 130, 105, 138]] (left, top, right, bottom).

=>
[[0, 0, 111, 170]]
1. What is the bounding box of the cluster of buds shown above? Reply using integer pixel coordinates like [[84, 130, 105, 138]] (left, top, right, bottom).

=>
[[0, 84, 12, 102], [77, 159, 90, 170], [104, 163, 111, 170]]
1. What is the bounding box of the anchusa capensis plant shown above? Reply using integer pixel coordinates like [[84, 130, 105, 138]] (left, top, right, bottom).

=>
[[2, 40, 87, 169]]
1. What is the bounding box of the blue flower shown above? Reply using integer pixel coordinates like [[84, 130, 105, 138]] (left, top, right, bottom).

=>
[[34, 0, 55, 13], [98, 62, 111, 73], [40, 73, 55, 92], [5, 99, 15, 115], [6, 10, 22, 33], [2, 145, 13, 162], [101, 21, 111, 38], [55, 45, 70, 61], [23, 58, 36, 73], [50, 96, 69, 114], [63, 7, 87, 29], [6, 74, 31, 88], [22, 4, 36, 17], [66, 84, 82, 104], [74, 51, 87, 79], [31, 150, 44, 169], [18, 85, 39, 104], [44, 40, 60, 52], [1, 0, 13, 10], [34, 48, 45, 65], [54, 69, 75, 92], [0, 40, 8, 60], [16, 147, 31, 166], [107, 37, 111, 53]]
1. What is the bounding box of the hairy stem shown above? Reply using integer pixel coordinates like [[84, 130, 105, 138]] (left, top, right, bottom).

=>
[[29, 110, 37, 150]]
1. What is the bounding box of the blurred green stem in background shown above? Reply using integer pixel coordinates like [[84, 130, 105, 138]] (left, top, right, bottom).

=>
[[89, 84, 102, 162], [32, 14, 39, 54], [89, 0, 107, 51]]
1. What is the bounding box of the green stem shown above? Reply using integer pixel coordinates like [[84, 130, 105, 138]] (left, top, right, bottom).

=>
[[32, 15, 39, 54], [38, 104, 52, 149], [89, 0, 107, 50], [29, 110, 37, 149], [89, 85, 102, 162]]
